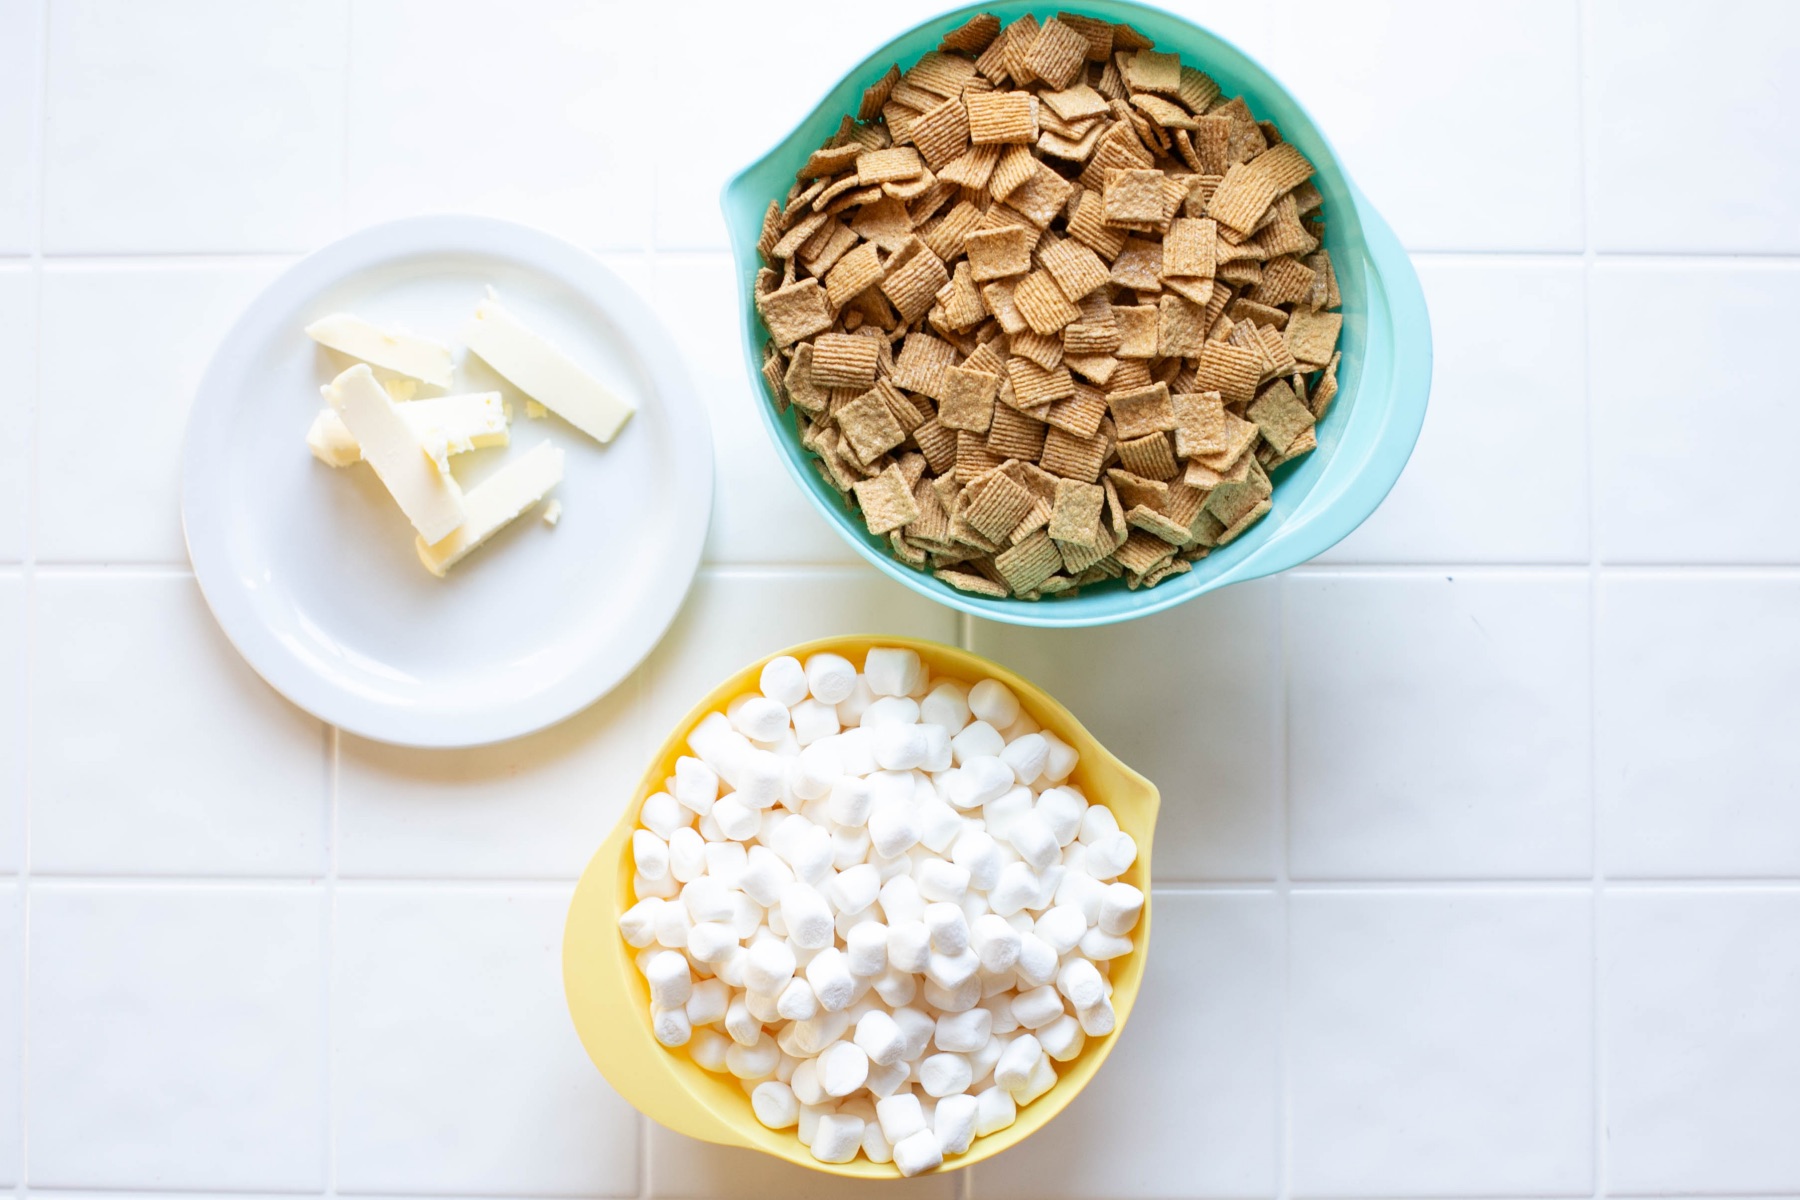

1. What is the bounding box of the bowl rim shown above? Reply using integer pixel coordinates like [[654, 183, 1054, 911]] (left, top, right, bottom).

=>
[[720, 0, 1431, 629], [562, 633, 1161, 1178]]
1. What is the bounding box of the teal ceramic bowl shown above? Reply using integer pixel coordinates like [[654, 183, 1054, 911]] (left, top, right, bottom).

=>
[[722, 0, 1431, 628]]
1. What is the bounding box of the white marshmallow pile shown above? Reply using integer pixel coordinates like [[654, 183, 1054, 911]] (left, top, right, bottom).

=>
[[619, 647, 1143, 1174]]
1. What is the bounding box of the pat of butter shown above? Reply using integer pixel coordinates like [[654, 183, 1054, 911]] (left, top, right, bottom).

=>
[[327, 364, 466, 544], [306, 313, 455, 388], [464, 295, 634, 443], [416, 441, 564, 576], [307, 392, 509, 471]]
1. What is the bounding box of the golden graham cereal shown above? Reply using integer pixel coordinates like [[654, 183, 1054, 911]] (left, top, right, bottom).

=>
[[753, 11, 1343, 598]]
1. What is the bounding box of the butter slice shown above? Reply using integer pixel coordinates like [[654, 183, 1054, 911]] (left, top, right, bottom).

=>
[[327, 364, 466, 543], [464, 295, 634, 443], [416, 442, 564, 576], [306, 313, 455, 388], [307, 392, 509, 471]]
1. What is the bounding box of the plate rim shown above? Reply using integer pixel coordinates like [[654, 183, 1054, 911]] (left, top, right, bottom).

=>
[[180, 213, 714, 748]]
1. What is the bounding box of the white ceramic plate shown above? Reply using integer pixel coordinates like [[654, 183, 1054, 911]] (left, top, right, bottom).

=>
[[182, 216, 712, 747]]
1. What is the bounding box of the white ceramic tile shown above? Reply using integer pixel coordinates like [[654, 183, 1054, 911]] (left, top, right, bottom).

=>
[[1589, 0, 1800, 253], [1268, 1, 1583, 251], [0, 267, 32, 563], [974, 892, 1281, 1199], [347, 0, 652, 251], [0, 887, 21, 1184], [1289, 889, 1593, 1197], [0, 578, 21, 874], [650, 255, 858, 565], [1592, 264, 1800, 563], [29, 883, 327, 1189], [970, 582, 1281, 882], [337, 672, 646, 879], [1597, 575, 1800, 878], [0, 0, 41, 254], [1604, 889, 1800, 1194], [649, 1123, 952, 1199], [31, 575, 327, 876], [36, 262, 285, 563], [42, 0, 348, 253], [1321, 261, 1588, 564], [1285, 573, 1590, 879], [642, 567, 958, 734], [334, 885, 639, 1196]]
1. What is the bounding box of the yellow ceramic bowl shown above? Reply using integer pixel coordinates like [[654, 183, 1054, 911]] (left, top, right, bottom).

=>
[[562, 635, 1160, 1178]]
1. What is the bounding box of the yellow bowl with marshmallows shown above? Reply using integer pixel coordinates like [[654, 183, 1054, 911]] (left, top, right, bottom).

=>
[[562, 635, 1159, 1178]]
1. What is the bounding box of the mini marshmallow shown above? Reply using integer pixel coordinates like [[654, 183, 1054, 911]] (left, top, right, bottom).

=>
[[1010, 985, 1064, 1030], [783, 825, 834, 884], [853, 1009, 906, 1066], [1077, 994, 1116, 1036], [921, 681, 971, 732], [951, 829, 1003, 891], [999, 709, 1040, 740], [864, 647, 924, 697], [1084, 830, 1138, 880], [974, 1085, 1017, 1136], [703, 840, 747, 887], [915, 795, 964, 854], [797, 1101, 828, 1146], [711, 794, 760, 841], [790, 740, 840, 801], [806, 947, 856, 1012], [752, 1080, 799, 1129], [1079, 927, 1133, 961], [1099, 882, 1144, 935], [646, 951, 692, 1008], [893, 1127, 943, 1176], [640, 792, 684, 839], [862, 1118, 894, 1163], [864, 695, 922, 727], [669, 827, 707, 882], [781, 883, 834, 950], [872, 723, 929, 770], [1079, 804, 1119, 844], [618, 898, 661, 948], [760, 656, 809, 707], [945, 756, 1012, 809], [879, 874, 926, 924], [836, 675, 877, 727], [866, 1058, 909, 1098], [690, 1027, 731, 1072], [970, 913, 1022, 973], [1036, 786, 1087, 845], [1036, 906, 1088, 954], [736, 750, 787, 809], [1005, 811, 1060, 871], [687, 921, 737, 964], [886, 920, 931, 973], [868, 803, 921, 858], [926, 947, 980, 989], [988, 862, 1041, 917], [717, 945, 749, 986], [924, 974, 982, 1013], [983, 996, 1022, 1036], [921, 724, 953, 772], [1000, 733, 1049, 785], [1055, 869, 1108, 924], [872, 966, 916, 1007], [634, 869, 678, 900], [830, 824, 871, 869], [810, 1112, 865, 1164], [994, 1034, 1042, 1092], [935, 1007, 993, 1054], [819, 1040, 870, 1097], [732, 695, 790, 742], [726, 1032, 779, 1080], [892, 1006, 936, 1061], [983, 787, 1036, 841], [924, 903, 970, 955], [777, 976, 820, 1021], [1038, 1013, 1086, 1062], [826, 863, 881, 914], [916, 857, 971, 903], [673, 755, 720, 813], [791, 698, 840, 746], [1039, 730, 1079, 783], [827, 777, 874, 827], [1011, 1051, 1058, 1105], [725, 995, 762, 1046], [747, 987, 783, 1025], [846, 920, 888, 977], [745, 937, 796, 994], [790, 1058, 825, 1105], [653, 902, 692, 950], [683, 877, 734, 924], [968, 679, 1021, 728], [1057, 959, 1106, 1010], [934, 1092, 978, 1155], [876, 1092, 926, 1143], [920, 1051, 973, 1098], [804, 653, 857, 704], [652, 1005, 691, 1047], [950, 720, 1006, 764], [741, 846, 794, 907]]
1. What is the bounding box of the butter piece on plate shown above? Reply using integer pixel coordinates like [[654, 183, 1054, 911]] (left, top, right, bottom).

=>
[[464, 294, 635, 443], [416, 441, 564, 576], [326, 364, 466, 543], [306, 313, 455, 388], [307, 392, 509, 471]]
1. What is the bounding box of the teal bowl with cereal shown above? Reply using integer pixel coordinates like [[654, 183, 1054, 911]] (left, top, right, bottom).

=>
[[720, 0, 1432, 633]]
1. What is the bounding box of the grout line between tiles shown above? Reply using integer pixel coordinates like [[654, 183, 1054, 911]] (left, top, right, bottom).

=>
[[324, 723, 339, 1199], [1275, 574, 1294, 1200]]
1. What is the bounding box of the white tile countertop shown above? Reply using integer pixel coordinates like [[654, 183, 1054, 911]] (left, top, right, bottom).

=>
[[3, 0, 1798, 1196]]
